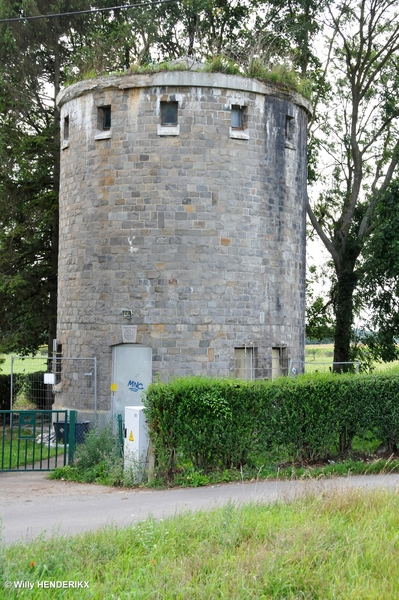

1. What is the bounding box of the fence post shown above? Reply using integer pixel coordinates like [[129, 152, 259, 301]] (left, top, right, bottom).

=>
[[117, 413, 124, 458], [68, 410, 77, 464], [10, 356, 14, 411], [94, 356, 97, 423]]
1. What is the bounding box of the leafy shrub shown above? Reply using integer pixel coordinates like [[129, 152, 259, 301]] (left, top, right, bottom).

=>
[[73, 425, 124, 484], [145, 376, 280, 475], [144, 372, 399, 477], [50, 425, 134, 486], [19, 371, 49, 409], [0, 374, 11, 410], [0, 374, 25, 410]]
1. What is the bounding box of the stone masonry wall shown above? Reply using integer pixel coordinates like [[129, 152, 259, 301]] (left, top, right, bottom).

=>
[[56, 72, 310, 411]]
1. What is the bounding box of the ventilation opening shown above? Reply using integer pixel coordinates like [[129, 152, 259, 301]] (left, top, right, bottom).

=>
[[272, 347, 289, 379], [161, 101, 178, 126], [234, 347, 254, 380], [98, 106, 111, 130], [231, 105, 244, 129], [285, 115, 295, 142], [63, 116, 69, 141]]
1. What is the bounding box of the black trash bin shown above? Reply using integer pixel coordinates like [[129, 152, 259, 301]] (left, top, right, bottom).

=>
[[53, 420, 90, 444], [53, 421, 69, 443], [75, 421, 90, 444]]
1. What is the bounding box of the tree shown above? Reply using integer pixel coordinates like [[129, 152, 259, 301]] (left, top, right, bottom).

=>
[[306, 266, 335, 341], [255, 0, 327, 75], [0, 0, 63, 354], [307, 0, 399, 369], [0, 0, 141, 354], [359, 179, 399, 363]]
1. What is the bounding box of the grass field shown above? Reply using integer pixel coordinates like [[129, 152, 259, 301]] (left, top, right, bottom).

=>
[[305, 343, 399, 373], [0, 353, 48, 376], [2, 487, 399, 599]]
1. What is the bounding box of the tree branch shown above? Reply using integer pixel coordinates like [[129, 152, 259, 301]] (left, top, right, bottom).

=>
[[307, 197, 340, 271]]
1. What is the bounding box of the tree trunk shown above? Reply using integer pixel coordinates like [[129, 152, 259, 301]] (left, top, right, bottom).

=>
[[333, 267, 358, 452], [333, 269, 358, 371]]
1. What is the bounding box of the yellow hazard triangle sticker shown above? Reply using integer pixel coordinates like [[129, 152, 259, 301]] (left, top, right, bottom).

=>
[[129, 431, 134, 442]]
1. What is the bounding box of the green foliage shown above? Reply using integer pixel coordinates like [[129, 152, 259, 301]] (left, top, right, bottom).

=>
[[203, 55, 241, 75], [144, 376, 276, 475], [306, 0, 399, 365], [243, 59, 312, 98], [18, 371, 47, 409], [173, 465, 211, 487], [359, 179, 399, 363], [6, 489, 399, 598], [0, 374, 11, 410], [0, 373, 30, 410], [306, 296, 335, 342], [144, 373, 399, 479], [50, 425, 129, 486]]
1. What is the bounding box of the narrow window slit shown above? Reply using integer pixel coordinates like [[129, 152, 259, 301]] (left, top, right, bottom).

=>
[[161, 101, 178, 126]]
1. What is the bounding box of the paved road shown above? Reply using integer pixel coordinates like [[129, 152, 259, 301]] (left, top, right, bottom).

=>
[[2, 471, 399, 545]]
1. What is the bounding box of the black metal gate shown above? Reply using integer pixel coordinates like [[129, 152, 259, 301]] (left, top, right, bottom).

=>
[[0, 410, 76, 472]]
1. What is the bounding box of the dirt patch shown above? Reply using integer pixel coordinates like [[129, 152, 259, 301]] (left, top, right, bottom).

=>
[[0, 471, 119, 503]]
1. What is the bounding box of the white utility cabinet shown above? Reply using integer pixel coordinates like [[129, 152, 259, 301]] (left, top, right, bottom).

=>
[[124, 405, 149, 482]]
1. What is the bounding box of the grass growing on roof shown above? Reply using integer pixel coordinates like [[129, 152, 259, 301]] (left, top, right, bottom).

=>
[[65, 54, 312, 99]]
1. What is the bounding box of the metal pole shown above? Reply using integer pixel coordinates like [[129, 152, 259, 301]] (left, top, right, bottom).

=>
[[94, 356, 97, 423], [68, 410, 77, 464], [10, 356, 14, 411]]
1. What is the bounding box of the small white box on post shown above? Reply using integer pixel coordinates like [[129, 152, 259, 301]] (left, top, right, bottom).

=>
[[124, 406, 149, 482], [43, 373, 55, 384]]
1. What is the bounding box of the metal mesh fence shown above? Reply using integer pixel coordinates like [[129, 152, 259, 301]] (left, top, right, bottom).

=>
[[10, 355, 112, 432], [52, 356, 97, 411], [52, 356, 114, 434], [289, 360, 360, 375], [10, 356, 99, 411], [7, 356, 124, 456], [10, 355, 52, 411]]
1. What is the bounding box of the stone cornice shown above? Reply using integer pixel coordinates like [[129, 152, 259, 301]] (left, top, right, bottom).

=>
[[57, 71, 312, 116]]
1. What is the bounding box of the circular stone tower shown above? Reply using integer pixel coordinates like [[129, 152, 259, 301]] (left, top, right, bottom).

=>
[[56, 71, 311, 414]]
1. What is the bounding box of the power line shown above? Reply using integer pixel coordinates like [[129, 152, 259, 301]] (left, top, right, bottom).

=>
[[0, 0, 180, 24]]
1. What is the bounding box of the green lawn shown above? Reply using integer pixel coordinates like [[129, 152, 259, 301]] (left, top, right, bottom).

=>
[[305, 343, 399, 373], [0, 427, 65, 470], [0, 348, 48, 376], [2, 488, 399, 599]]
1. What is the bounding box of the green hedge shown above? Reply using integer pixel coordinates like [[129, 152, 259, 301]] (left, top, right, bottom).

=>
[[0, 371, 49, 411], [0, 374, 12, 410], [144, 373, 399, 472], [20, 371, 49, 408]]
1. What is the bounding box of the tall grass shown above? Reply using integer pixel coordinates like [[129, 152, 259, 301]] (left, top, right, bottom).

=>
[[2, 488, 399, 598]]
